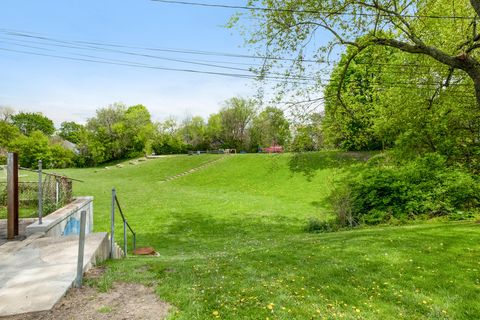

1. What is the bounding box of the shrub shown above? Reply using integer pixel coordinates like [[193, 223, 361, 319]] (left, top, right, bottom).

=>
[[304, 218, 339, 233], [331, 153, 480, 226]]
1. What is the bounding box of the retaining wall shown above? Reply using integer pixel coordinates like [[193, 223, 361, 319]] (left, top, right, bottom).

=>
[[26, 197, 94, 237]]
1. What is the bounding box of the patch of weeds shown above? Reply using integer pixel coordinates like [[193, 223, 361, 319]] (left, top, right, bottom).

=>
[[304, 218, 339, 233], [97, 305, 113, 313], [448, 210, 475, 221]]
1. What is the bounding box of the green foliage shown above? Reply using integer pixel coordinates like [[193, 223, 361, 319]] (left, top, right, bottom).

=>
[[304, 217, 339, 233], [181, 116, 208, 150], [290, 113, 324, 152], [218, 97, 256, 150], [59, 121, 84, 144], [332, 153, 480, 226], [0, 121, 21, 146], [249, 107, 290, 150], [323, 45, 390, 151], [7, 131, 76, 168], [11, 112, 55, 136], [81, 103, 155, 164]]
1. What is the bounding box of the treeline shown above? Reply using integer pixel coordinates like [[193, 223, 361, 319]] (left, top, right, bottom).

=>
[[0, 97, 323, 168]]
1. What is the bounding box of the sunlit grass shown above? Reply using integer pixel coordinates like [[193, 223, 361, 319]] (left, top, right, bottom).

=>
[[53, 152, 480, 319]]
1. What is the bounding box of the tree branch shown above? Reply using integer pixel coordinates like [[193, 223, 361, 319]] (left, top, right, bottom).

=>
[[470, 0, 480, 17]]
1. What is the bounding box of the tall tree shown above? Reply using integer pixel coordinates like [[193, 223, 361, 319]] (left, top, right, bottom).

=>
[[236, 0, 480, 104], [219, 97, 256, 150], [11, 112, 55, 136], [0, 106, 14, 122], [59, 121, 85, 144], [181, 116, 208, 149], [250, 107, 291, 149]]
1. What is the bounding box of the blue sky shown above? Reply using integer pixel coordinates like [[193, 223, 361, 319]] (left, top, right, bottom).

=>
[[0, 0, 260, 125]]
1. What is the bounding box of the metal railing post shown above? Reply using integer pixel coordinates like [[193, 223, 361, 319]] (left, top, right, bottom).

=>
[[75, 210, 87, 288], [55, 178, 59, 205], [123, 219, 127, 257], [110, 188, 115, 258], [133, 234, 136, 251], [38, 160, 43, 225]]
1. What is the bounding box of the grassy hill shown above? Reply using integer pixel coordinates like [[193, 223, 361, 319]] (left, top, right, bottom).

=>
[[53, 153, 480, 319]]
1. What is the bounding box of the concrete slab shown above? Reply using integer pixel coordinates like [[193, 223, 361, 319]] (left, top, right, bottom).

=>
[[0, 232, 110, 317], [0, 219, 36, 246]]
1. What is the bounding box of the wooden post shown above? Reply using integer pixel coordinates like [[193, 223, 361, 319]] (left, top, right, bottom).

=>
[[7, 152, 19, 239]]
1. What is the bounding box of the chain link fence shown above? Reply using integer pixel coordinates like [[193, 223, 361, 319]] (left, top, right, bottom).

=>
[[0, 166, 73, 219]]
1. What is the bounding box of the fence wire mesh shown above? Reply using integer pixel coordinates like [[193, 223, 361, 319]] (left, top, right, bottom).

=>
[[0, 166, 73, 218]]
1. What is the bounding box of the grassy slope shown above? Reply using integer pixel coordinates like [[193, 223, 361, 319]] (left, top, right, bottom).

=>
[[57, 153, 479, 319]]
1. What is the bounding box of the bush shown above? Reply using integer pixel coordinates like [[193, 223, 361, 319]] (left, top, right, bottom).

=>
[[331, 153, 480, 226], [304, 218, 339, 233]]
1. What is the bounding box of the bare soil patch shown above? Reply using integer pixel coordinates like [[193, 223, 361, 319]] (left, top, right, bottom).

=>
[[2, 270, 170, 320]]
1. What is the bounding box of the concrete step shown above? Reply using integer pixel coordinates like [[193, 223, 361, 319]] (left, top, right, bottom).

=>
[[111, 240, 125, 259], [0, 232, 110, 317]]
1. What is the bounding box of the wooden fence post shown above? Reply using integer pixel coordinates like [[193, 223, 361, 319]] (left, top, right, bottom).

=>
[[7, 152, 19, 239]]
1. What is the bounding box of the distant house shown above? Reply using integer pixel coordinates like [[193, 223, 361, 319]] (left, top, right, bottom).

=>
[[51, 136, 80, 154], [61, 140, 79, 154], [260, 145, 284, 153]]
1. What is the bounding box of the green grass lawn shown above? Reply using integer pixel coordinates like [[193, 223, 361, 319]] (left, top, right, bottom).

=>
[[53, 152, 480, 319]]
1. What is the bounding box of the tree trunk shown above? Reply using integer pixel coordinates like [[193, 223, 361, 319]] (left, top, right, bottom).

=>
[[473, 76, 480, 106]]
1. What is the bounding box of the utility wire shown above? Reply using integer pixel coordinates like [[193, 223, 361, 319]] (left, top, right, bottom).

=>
[[0, 29, 457, 71], [1, 44, 473, 91], [151, 0, 477, 20], [0, 47, 316, 84]]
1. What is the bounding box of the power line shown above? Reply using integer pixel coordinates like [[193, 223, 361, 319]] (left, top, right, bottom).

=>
[[0, 45, 472, 89], [0, 46, 316, 84], [0, 29, 474, 89], [0, 29, 457, 71], [151, 0, 477, 20], [0, 29, 318, 63]]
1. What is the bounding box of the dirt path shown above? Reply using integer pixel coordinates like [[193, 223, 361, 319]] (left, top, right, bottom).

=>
[[2, 269, 170, 320]]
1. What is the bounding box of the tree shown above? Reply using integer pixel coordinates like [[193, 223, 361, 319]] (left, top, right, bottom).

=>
[[153, 118, 186, 154], [84, 103, 157, 161], [206, 113, 223, 149], [59, 121, 84, 144], [291, 113, 324, 152], [0, 121, 21, 148], [11, 112, 55, 136], [219, 97, 256, 150], [123, 104, 155, 156], [236, 0, 480, 103], [0, 106, 15, 122], [250, 107, 291, 150], [323, 45, 391, 151], [181, 116, 208, 150]]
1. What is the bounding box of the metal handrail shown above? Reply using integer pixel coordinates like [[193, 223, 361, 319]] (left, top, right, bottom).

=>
[[111, 188, 136, 258]]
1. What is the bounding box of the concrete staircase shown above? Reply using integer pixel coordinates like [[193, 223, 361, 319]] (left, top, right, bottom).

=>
[[161, 156, 228, 182], [110, 240, 125, 259]]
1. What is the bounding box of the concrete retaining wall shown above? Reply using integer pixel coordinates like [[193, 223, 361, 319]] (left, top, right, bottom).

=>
[[26, 197, 93, 237]]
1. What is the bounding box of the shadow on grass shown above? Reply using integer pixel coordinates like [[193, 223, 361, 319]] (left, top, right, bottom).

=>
[[288, 151, 375, 180], [136, 210, 306, 257]]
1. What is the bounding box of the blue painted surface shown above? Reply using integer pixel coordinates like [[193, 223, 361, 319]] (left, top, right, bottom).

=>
[[63, 216, 80, 236]]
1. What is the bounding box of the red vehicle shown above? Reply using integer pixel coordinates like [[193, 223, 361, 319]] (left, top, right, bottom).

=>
[[261, 145, 284, 153]]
